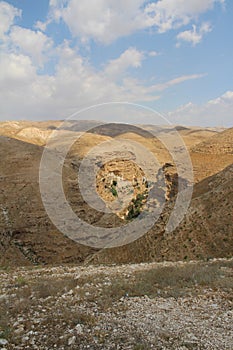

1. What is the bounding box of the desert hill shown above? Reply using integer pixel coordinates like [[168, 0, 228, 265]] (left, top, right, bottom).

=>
[[0, 120, 219, 149], [0, 135, 121, 267], [0, 136, 94, 266], [1, 121, 231, 184], [189, 127, 233, 182], [0, 121, 61, 146], [191, 127, 233, 154], [90, 163, 233, 264], [0, 122, 232, 266], [142, 124, 220, 149]]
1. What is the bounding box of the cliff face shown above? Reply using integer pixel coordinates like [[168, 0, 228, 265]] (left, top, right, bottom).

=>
[[90, 164, 233, 264]]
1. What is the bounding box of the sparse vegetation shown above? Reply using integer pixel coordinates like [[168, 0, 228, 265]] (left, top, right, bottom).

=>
[[15, 276, 27, 287], [126, 191, 148, 220], [0, 259, 232, 348], [97, 260, 233, 301], [111, 185, 118, 197]]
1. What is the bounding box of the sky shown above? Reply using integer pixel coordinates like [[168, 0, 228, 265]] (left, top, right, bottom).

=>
[[0, 0, 232, 126]]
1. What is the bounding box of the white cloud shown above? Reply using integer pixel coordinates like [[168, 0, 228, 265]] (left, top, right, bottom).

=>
[[0, 3, 53, 68], [0, 43, 157, 119], [208, 90, 233, 105], [168, 91, 233, 126], [152, 74, 206, 91], [0, 34, 205, 120], [46, 0, 224, 44], [144, 0, 223, 33], [58, 0, 146, 44], [148, 51, 160, 57], [10, 26, 53, 66], [176, 22, 212, 46], [35, 20, 47, 32], [104, 47, 145, 79], [0, 1, 21, 39], [0, 1, 228, 126], [0, 52, 53, 118], [0, 52, 36, 85]]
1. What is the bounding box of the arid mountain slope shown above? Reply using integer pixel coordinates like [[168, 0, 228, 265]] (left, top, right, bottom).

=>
[[0, 136, 97, 266], [90, 163, 233, 264], [190, 127, 233, 182], [0, 124, 232, 266], [0, 121, 61, 146], [191, 127, 233, 154], [1, 121, 231, 184], [177, 127, 220, 148]]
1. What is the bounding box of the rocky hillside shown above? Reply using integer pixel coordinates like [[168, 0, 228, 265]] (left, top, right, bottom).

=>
[[91, 163, 233, 264], [0, 121, 61, 146], [0, 123, 232, 267], [191, 127, 233, 154], [0, 258, 232, 349], [0, 136, 96, 266], [190, 127, 233, 182]]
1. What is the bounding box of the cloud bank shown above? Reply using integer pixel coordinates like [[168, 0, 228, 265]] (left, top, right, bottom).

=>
[[168, 91, 233, 127], [0, 0, 231, 127], [46, 0, 224, 44]]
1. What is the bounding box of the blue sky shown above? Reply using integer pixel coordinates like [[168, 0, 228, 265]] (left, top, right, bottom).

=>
[[0, 0, 232, 126]]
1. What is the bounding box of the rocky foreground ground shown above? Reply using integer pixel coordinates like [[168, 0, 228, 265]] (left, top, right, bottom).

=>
[[0, 258, 232, 350]]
